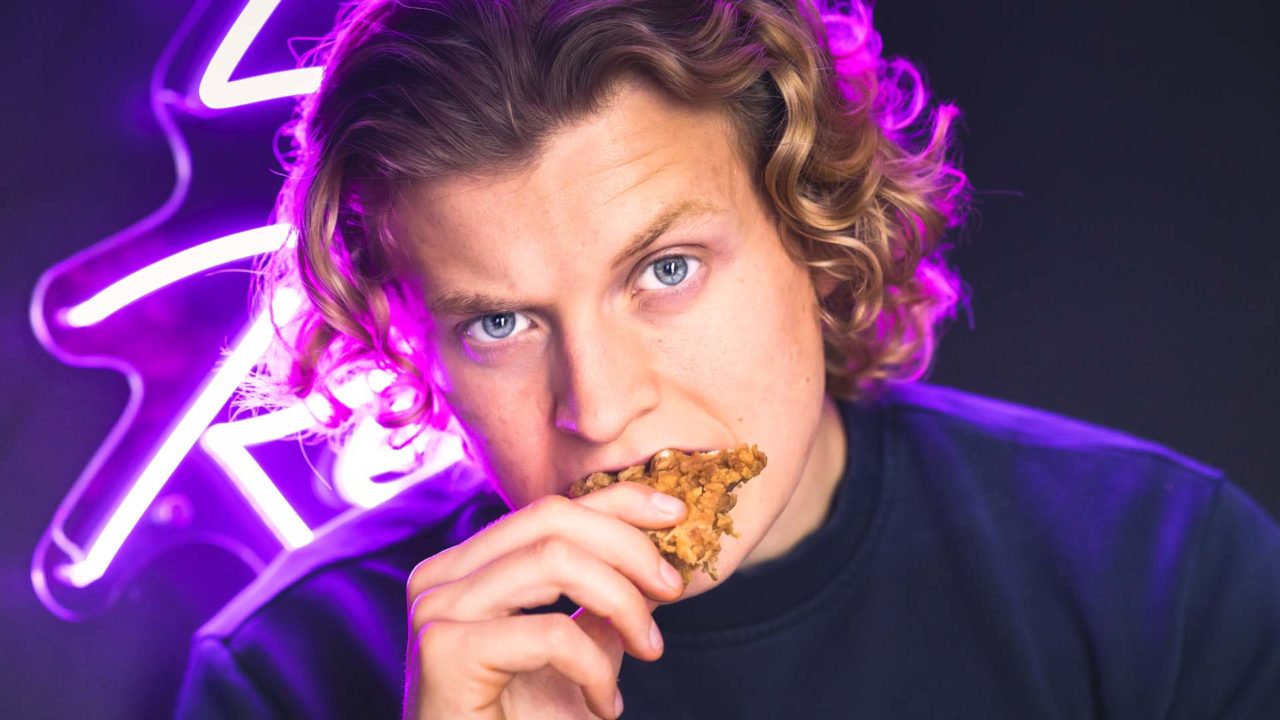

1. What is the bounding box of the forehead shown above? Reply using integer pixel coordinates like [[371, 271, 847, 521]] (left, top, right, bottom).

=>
[[393, 83, 755, 299]]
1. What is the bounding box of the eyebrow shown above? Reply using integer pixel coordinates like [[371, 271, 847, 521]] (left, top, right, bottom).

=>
[[425, 198, 722, 318], [609, 197, 720, 271]]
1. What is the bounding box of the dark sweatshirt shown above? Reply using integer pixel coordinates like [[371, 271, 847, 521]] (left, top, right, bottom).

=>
[[174, 384, 1280, 718]]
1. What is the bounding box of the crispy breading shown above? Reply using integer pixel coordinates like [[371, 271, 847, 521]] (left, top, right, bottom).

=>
[[569, 444, 767, 585]]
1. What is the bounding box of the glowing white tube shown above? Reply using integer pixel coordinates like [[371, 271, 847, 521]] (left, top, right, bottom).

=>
[[58, 289, 303, 588], [198, 0, 323, 110], [200, 405, 315, 549], [61, 223, 292, 328]]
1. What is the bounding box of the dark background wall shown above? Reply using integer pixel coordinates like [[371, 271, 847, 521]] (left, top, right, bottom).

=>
[[2, 1, 1276, 717]]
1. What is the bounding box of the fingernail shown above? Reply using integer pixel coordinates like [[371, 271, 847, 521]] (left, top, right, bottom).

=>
[[650, 492, 685, 515], [614, 689, 625, 717], [659, 559, 682, 591], [649, 619, 664, 653]]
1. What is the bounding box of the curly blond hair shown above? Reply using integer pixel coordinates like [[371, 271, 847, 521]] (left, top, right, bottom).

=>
[[253, 0, 968, 437]]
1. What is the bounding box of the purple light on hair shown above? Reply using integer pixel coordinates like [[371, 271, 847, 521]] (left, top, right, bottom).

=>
[[334, 415, 465, 509], [197, 0, 324, 110], [202, 365, 465, 517], [878, 58, 927, 133]]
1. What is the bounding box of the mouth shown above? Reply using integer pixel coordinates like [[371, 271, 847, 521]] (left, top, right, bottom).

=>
[[588, 447, 724, 478], [568, 444, 768, 586]]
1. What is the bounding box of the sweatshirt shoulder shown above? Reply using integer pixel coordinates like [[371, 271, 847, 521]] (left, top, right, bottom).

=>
[[884, 383, 1223, 481]]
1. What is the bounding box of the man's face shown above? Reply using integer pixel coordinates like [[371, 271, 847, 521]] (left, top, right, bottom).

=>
[[397, 80, 840, 595]]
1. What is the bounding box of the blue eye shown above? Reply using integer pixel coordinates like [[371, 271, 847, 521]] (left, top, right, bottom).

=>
[[464, 311, 530, 343], [656, 257, 687, 285], [638, 255, 700, 291], [482, 313, 515, 338]]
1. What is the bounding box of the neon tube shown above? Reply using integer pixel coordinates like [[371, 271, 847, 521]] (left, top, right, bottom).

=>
[[201, 405, 315, 549], [61, 223, 293, 328], [198, 0, 324, 109], [57, 289, 303, 588]]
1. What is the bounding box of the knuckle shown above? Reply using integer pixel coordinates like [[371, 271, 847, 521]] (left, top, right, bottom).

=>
[[416, 620, 457, 664], [537, 612, 579, 648], [607, 587, 649, 635], [530, 535, 575, 568], [408, 588, 441, 630], [616, 534, 664, 579], [406, 555, 441, 603], [529, 493, 572, 519], [621, 582, 649, 617]]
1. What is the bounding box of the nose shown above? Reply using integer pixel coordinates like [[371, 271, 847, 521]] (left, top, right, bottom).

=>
[[552, 318, 660, 444]]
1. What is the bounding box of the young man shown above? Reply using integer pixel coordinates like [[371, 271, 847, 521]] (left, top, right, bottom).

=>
[[176, 1, 1280, 718]]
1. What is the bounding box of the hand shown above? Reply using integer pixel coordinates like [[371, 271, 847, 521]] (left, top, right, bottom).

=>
[[403, 482, 689, 719]]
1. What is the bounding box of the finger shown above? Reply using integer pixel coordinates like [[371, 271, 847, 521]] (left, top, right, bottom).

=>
[[573, 597, 665, 674], [412, 536, 666, 661], [573, 608, 626, 677], [571, 480, 690, 529], [409, 488, 686, 601], [415, 615, 622, 720]]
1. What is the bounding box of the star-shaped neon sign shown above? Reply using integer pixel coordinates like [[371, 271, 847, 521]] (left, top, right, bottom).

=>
[[30, 0, 464, 620]]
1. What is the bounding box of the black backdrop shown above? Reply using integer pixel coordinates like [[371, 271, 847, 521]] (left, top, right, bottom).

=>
[[2, 2, 1276, 717]]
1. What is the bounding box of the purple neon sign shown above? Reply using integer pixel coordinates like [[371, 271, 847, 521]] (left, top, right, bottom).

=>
[[29, 0, 465, 620]]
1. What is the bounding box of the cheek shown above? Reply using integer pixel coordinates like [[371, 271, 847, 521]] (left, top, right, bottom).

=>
[[752, 287, 823, 457], [699, 245, 827, 482], [433, 357, 553, 506], [681, 246, 824, 404]]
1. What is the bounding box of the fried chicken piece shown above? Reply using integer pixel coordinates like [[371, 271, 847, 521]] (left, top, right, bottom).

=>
[[569, 444, 767, 585]]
